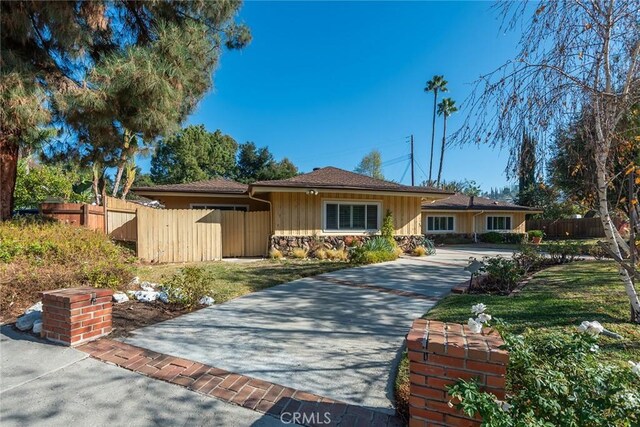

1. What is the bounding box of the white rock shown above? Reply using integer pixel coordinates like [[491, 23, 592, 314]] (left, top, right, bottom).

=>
[[16, 311, 42, 331], [25, 301, 43, 313], [32, 320, 43, 334], [198, 296, 215, 306], [133, 290, 158, 302], [129, 276, 140, 286], [157, 292, 169, 304], [112, 292, 129, 303], [140, 281, 155, 292]]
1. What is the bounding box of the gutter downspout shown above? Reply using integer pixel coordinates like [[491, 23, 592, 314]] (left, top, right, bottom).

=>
[[472, 210, 485, 243], [248, 187, 273, 256]]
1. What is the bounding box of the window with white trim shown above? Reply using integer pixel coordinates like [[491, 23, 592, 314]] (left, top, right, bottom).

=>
[[426, 216, 455, 232], [486, 216, 512, 231], [191, 204, 248, 212], [324, 202, 380, 231]]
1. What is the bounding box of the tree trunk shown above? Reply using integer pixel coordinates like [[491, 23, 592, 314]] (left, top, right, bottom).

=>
[[92, 162, 103, 205], [0, 135, 19, 221], [436, 114, 447, 186], [429, 90, 437, 183], [112, 163, 125, 197], [594, 105, 640, 323], [121, 159, 136, 199], [112, 130, 132, 197]]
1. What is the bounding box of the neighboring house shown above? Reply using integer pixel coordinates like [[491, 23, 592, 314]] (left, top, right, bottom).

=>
[[421, 193, 542, 240], [133, 167, 451, 253]]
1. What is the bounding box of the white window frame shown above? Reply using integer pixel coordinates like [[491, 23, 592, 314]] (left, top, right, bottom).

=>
[[486, 215, 513, 232], [190, 203, 249, 212], [321, 200, 382, 234], [425, 215, 456, 233]]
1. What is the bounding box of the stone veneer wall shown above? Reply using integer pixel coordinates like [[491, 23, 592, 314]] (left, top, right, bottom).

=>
[[270, 235, 426, 254]]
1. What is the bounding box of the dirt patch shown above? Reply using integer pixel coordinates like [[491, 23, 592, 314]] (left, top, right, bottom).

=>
[[111, 301, 198, 338]]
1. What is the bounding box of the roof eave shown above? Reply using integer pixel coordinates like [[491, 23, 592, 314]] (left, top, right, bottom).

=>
[[250, 185, 451, 198]]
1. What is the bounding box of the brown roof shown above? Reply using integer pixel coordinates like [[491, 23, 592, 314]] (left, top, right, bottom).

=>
[[132, 179, 248, 194], [422, 193, 540, 212], [251, 167, 451, 195]]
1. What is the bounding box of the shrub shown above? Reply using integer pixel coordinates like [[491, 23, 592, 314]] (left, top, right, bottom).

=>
[[421, 237, 437, 255], [0, 216, 134, 320], [475, 256, 523, 294], [162, 267, 213, 308], [512, 244, 545, 274], [480, 231, 504, 244], [528, 229, 544, 239], [479, 232, 527, 244], [325, 248, 348, 261], [290, 248, 308, 259], [381, 210, 395, 244], [269, 248, 283, 259], [413, 246, 427, 256], [314, 248, 327, 260], [545, 240, 583, 263], [362, 236, 394, 252], [449, 308, 640, 427]]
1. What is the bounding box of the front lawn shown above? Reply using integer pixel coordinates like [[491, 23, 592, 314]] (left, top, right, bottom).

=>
[[135, 259, 350, 304], [424, 260, 639, 363], [395, 260, 640, 422]]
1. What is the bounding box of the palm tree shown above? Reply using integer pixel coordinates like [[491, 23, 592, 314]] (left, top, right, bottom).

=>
[[436, 97, 458, 185], [424, 75, 448, 183]]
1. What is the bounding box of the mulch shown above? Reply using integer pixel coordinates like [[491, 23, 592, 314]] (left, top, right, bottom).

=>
[[110, 301, 198, 338]]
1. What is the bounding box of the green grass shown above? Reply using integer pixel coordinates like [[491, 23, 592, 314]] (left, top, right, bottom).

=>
[[394, 260, 639, 421], [135, 259, 350, 304], [424, 260, 639, 364]]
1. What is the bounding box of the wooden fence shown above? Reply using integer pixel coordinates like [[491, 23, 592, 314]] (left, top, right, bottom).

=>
[[103, 197, 269, 262], [40, 203, 105, 231], [525, 217, 623, 238]]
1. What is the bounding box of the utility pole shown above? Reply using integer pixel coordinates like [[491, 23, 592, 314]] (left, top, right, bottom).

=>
[[410, 134, 415, 186]]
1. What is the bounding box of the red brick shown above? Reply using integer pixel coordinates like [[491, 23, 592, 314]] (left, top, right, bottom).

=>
[[199, 376, 223, 394], [426, 377, 456, 390], [219, 374, 242, 389], [412, 363, 445, 377], [209, 386, 236, 401], [486, 375, 506, 388], [292, 390, 321, 402], [410, 373, 426, 386], [81, 329, 106, 340], [445, 368, 483, 383], [411, 385, 445, 401], [182, 363, 208, 379], [489, 350, 509, 364], [228, 376, 250, 392], [428, 353, 465, 368], [465, 360, 506, 375], [408, 350, 426, 362], [255, 399, 276, 413], [248, 378, 273, 390], [410, 407, 444, 422], [444, 414, 481, 426], [81, 317, 104, 327], [263, 385, 285, 402], [244, 388, 268, 409], [191, 374, 215, 391], [231, 385, 256, 405]]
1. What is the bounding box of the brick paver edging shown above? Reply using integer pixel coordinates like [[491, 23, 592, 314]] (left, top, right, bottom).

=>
[[78, 339, 401, 427], [314, 275, 440, 301]]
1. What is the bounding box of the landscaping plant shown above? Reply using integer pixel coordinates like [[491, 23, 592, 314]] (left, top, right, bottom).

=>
[[162, 267, 214, 309], [268, 248, 283, 260], [290, 248, 308, 259], [448, 305, 640, 427], [0, 217, 134, 320], [349, 237, 398, 265]]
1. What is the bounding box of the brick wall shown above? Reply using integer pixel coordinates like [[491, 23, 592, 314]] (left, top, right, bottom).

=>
[[40, 287, 114, 346], [406, 319, 508, 427]]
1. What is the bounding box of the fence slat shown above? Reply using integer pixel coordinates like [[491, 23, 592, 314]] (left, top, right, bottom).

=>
[[525, 217, 622, 238]]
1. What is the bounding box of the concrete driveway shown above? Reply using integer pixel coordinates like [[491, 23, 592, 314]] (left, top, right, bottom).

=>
[[0, 326, 286, 427], [121, 246, 514, 414]]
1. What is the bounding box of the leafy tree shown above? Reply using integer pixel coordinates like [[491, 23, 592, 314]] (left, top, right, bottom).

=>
[[14, 160, 90, 209], [549, 107, 640, 214], [516, 129, 537, 194], [354, 150, 384, 179], [431, 179, 482, 196], [436, 98, 458, 185], [151, 126, 238, 184], [452, 1, 640, 322], [235, 142, 298, 183], [1, 1, 251, 217], [516, 183, 582, 219], [424, 75, 448, 182]]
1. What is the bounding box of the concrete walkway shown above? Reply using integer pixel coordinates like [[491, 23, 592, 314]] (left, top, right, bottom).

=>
[[121, 247, 514, 414], [0, 326, 286, 427]]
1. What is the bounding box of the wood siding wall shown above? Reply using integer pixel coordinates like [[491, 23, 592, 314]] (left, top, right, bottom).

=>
[[422, 211, 527, 234], [145, 195, 269, 211], [270, 192, 422, 236], [137, 208, 222, 263]]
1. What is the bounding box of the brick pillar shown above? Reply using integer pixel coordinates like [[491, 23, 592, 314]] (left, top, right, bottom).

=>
[[406, 319, 509, 427], [40, 287, 114, 346]]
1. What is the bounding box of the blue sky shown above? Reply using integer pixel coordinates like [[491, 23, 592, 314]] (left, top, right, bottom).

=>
[[142, 1, 525, 191]]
